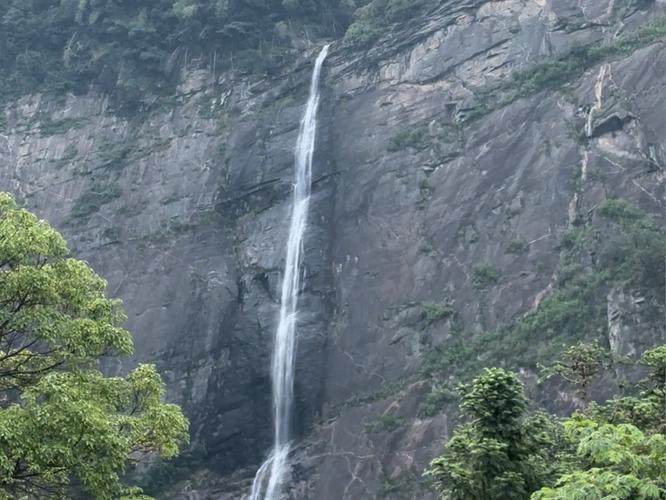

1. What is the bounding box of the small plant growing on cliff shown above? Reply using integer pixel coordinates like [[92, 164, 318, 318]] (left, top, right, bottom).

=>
[[418, 383, 456, 418], [597, 198, 665, 293], [459, 17, 666, 124], [560, 226, 595, 252], [71, 178, 122, 222], [598, 198, 656, 228], [38, 116, 86, 136], [472, 264, 500, 289], [419, 178, 433, 192], [343, 0, 425, 48], [0, 193, 188, 498], [365, 413, 403, 433], [378, 467, 424, 498], [507, 239, 530, 255], [421, 303, 454, 324], [55, 143, 78, 169], [343, 19, 382, 47], [387, 128, 429, 152]]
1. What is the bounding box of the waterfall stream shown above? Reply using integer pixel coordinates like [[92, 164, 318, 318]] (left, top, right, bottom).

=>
[[585, 63, 610, 137], [249, 43, 330, 500]]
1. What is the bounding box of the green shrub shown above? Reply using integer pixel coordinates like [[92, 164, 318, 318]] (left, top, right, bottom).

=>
[[39, 117, 86, 136], [506, 239, 529, 254], [387, 128, 429, 151], [71, 180, 122, 221], [421, 272, 607, 379], [385, 0, 422, 21], [418, 383, 457, 417], [343, 19, 382, 47], [597, 199, 664, 293], [512, 18, 666, 98], [421, 303, 454, 324], [418, 178, 432, 192], [0, 0, 356, 106], [55, 144, 78, 169], [472, 264, 500, 289], [138, 444, 207, 496], [421, 199, 663, 381], [598, 198, 654, 227], [365, 413, 403, 433], [560, 226, 595, 252], [378, 468, 424, 498], [512, 58, 585, 97], [343, 0, 423, 47], [98, 139, 136, 171], [462, 16, 666, 124]]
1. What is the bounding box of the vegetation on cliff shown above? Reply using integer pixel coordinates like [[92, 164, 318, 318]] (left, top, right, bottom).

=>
[[0, 0, 357, 108], [0, 1, 663, 497], [464, 16, 666, 123], [0, 0, 455, 110], [422, 198, 665, 383], [342, 0, 431, 46], [0, 193, 188, 499], [2, 1, 662, 116], [429, 344, 666, 499]]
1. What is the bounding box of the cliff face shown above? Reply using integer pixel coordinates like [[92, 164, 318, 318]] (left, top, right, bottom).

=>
[[0, 0, 664, 497]]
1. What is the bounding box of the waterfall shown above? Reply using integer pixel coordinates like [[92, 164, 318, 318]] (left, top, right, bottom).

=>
[[249, 43, 330, 500], [585, 63, 610, 137]]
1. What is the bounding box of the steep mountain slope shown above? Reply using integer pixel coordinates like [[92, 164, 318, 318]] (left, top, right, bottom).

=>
[[0, 0, 663, 498]]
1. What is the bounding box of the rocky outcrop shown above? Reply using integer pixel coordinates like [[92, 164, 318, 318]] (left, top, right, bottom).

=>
[[0, 0, 663, 497]]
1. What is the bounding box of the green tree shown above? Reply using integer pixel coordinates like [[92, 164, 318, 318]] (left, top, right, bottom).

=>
[[588, 346, 666, 434], [431, 344, 666, 500], [0, 0, 354, 105], [534, 345, 666, 499], [0, 193, 188, 499], [427, 368, 559, 499], [539, 341, 611, 405], [531, 418, 666, 499]]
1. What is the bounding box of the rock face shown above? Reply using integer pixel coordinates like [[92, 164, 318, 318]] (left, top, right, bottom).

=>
[[0, 0, 664, 498]]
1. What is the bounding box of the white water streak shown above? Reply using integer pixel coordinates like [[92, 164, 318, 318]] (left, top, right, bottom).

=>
[[586, 63, 611, 137], [249, 44, 330, 500]]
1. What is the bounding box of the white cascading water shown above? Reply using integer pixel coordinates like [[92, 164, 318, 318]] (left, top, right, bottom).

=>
[[249, 43, 330, 500], [585, 63, 610, 137]]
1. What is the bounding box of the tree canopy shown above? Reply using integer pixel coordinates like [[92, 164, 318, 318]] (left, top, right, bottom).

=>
[[0, 0, 444, 109], [427, 368, 560, 500], [0, 192, 188, 499], [0, 0, 353, 107], [428, 345, 666, 500]]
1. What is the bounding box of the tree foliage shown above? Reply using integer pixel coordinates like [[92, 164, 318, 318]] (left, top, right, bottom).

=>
[[429, 344, 666, 500], [421, 198, 664, 384], [532, 415, 666, 499], [0, 0, 353, 107], [588, 346, 666, 434], [538, 341, 612, 404], [597, 198, 666, 295], [427, 368, 560, 499], [0, 193, 188, 499], [343, 0, 429, 46]]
